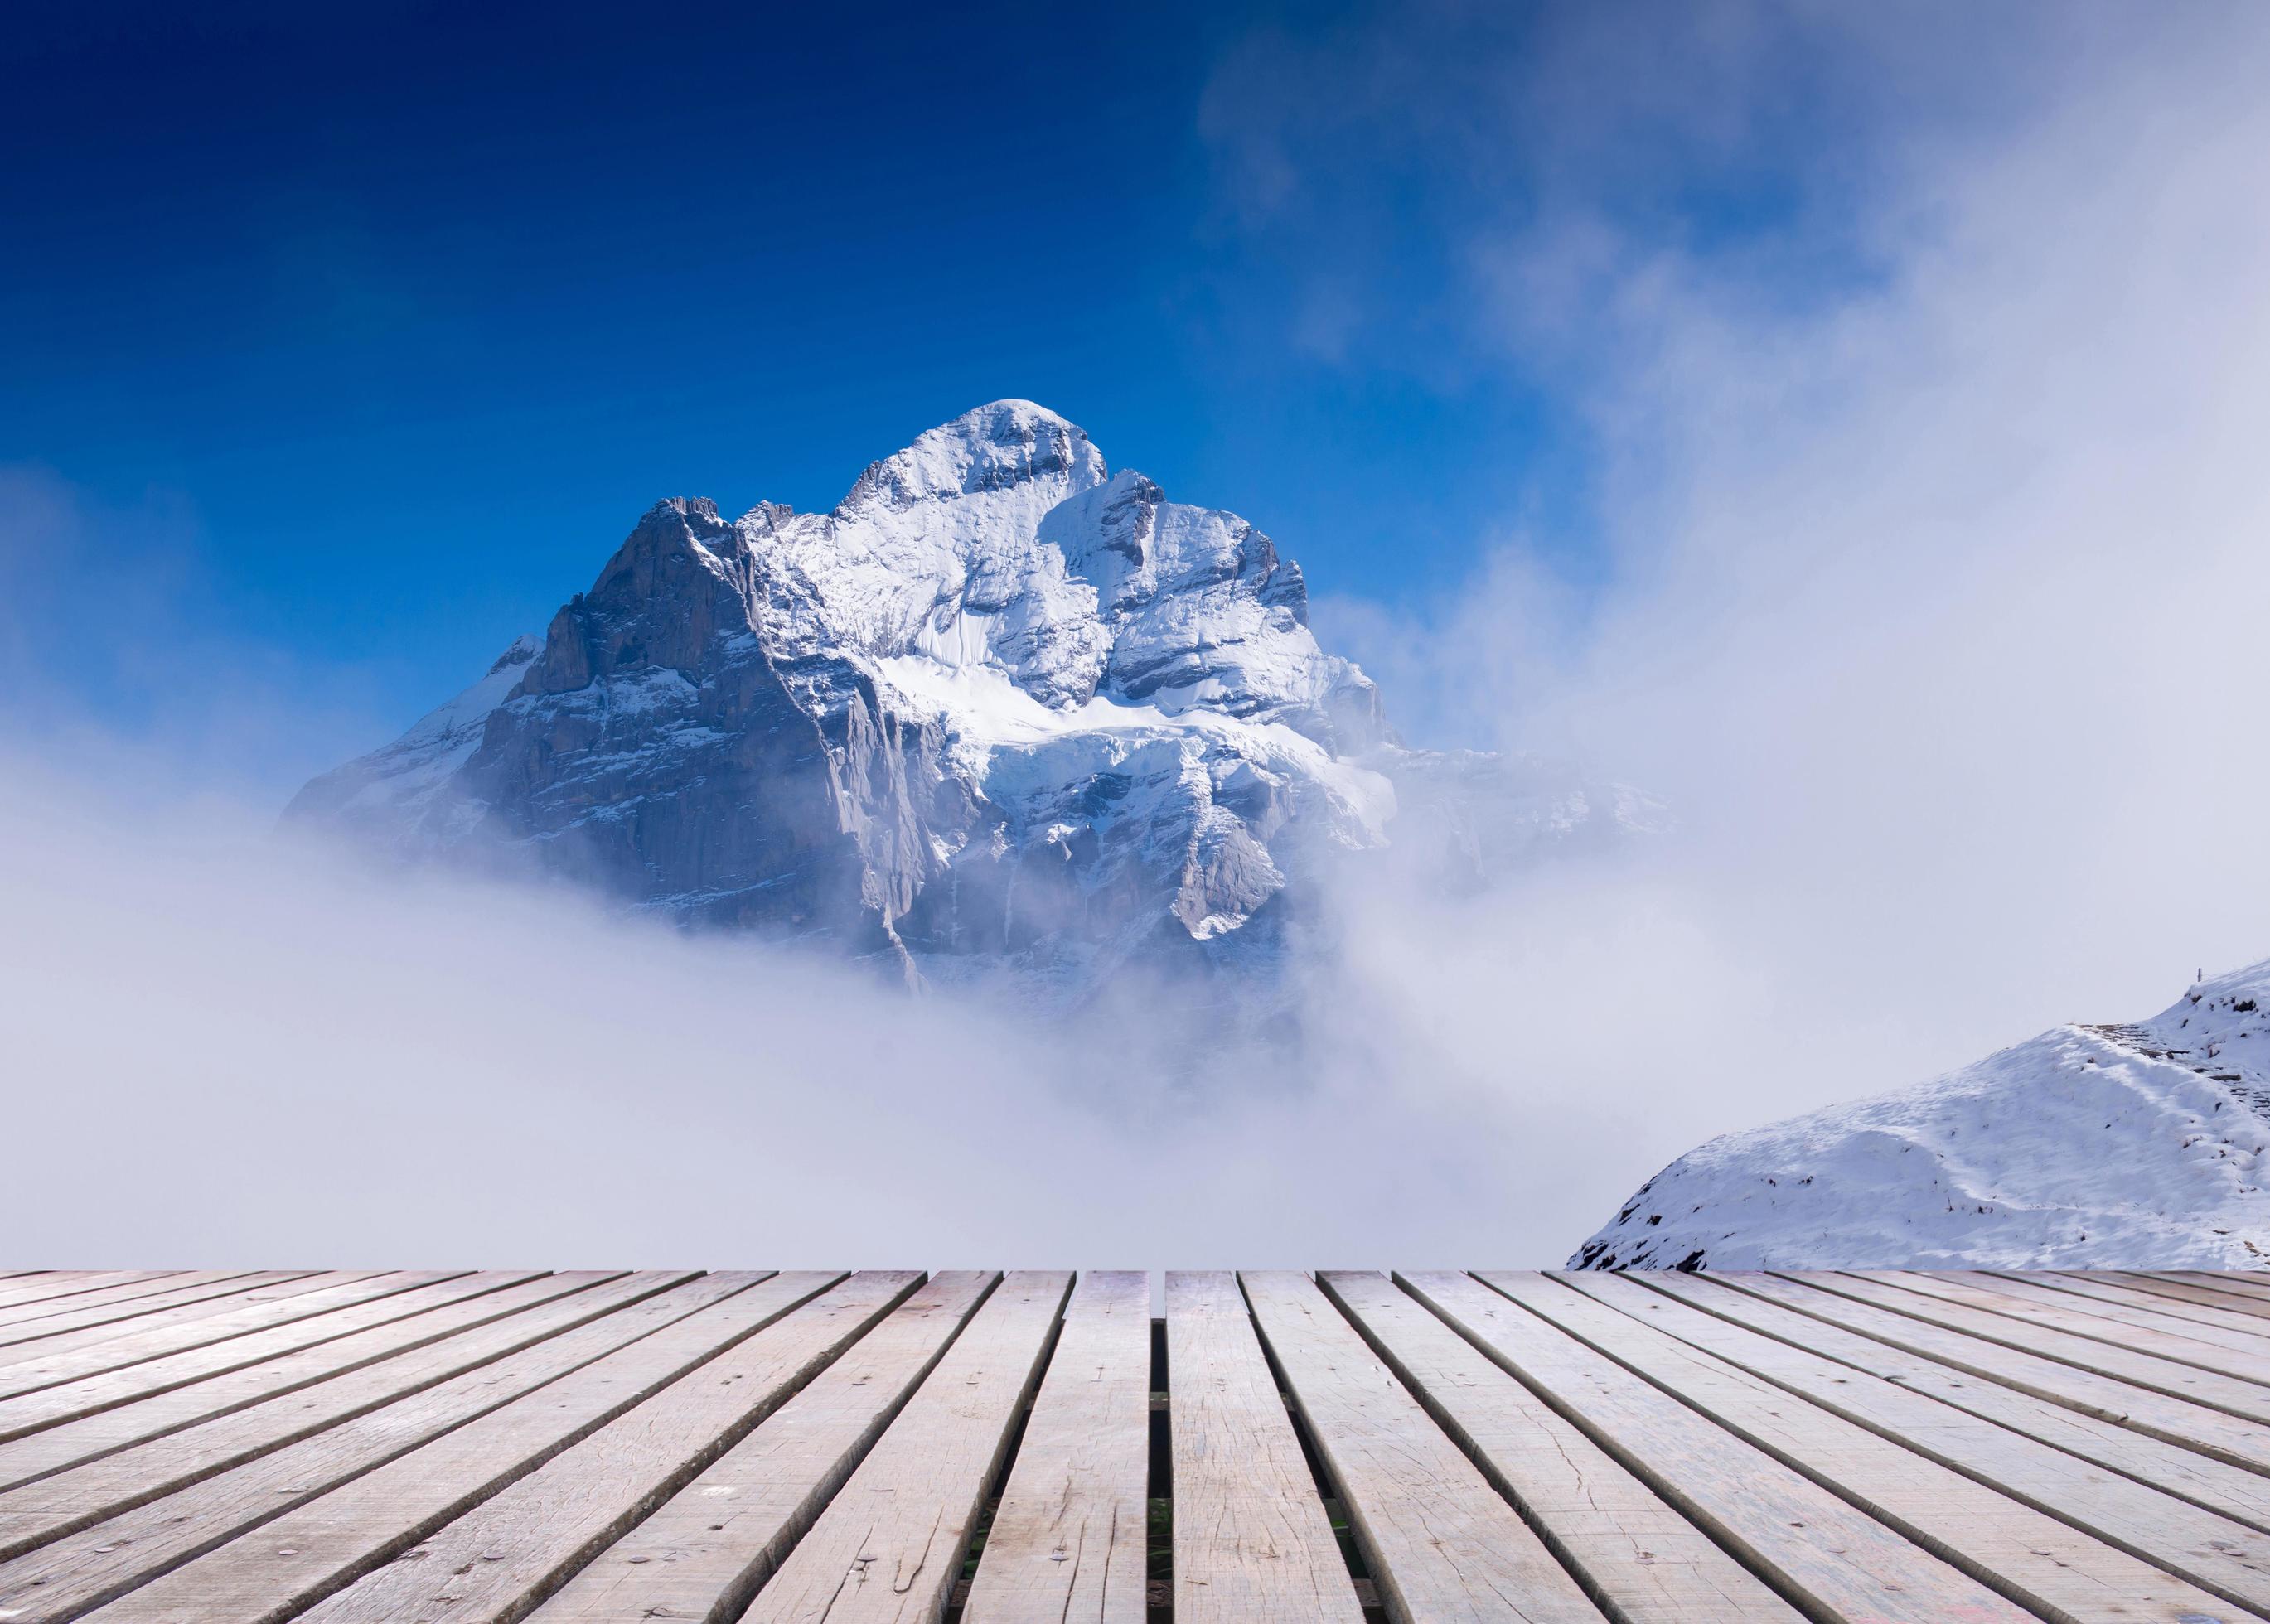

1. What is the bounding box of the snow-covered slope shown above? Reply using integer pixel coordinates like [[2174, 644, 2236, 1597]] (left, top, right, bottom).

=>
[[1571, 962, 2270, 1270], [289, 401, 1643, 994]]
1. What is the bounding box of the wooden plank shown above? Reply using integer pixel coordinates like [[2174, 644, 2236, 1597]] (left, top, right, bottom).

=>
[[1319, 1272, 1805, 1624], [963, 1270, 1150, 1624], [1729, 1270, 2270, 1471], [1164, 1270, 1362, 1624], [0, 1276, 166, 1316], [0, 1271, 424, 1397], [1243, 1270, 1604, 1623], [0, 1276, 104, 1309], [0, 1270, 313, 1353], [0, 1272, 675, 1560], [2107, 1272, 2270, 1322], [1794, 1270, 2270, 1424], [1482, 1272, 2248, 1624], [0, 1275, 526, 1447], [1398, 1270, 2035, 1624], [0, 1270, 728, 1620], [69, 1272, 836, 1624], [260, 1273, 917, 1624], [2026, 1271, 2270, 1338], [528, 1271, 996, 1624], [2166, 1270, 2270, 1304], [1644, 1271, 2270, 1530], [0, 1274, 202, 1327], [739, 1270, 1071, 1624], [0, 1272, 609, 1494], [1878, 1271, 2270, 1385], [1573, 1271, 2270, 1610]]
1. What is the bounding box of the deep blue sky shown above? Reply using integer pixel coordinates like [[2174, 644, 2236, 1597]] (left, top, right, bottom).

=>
[[2, 0, 1943, 772]]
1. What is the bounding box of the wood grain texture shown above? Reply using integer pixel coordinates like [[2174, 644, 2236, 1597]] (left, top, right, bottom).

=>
[[2101, 1272, 2270, 1323], [0, 1270, 318, 1355], [1724, 1272, 2270, 1472], [0, 1274, 641, 1535], [70, 1274, 828, 1624], [2026, 1271, 2270, 1339], [1572, 1271, 2270, 1611], [3, 1267, 2268, 1624], [1401, 1270, 2031, 1624], [0, 1271, 434, 1402], [739, 1271, 1071, 1624], [295, 1272, 916, 1624], [0, 1273, 215, 1329], [0, 1272, 525, 1444], [528, 1271, 996, 1624], [962, 1269, 1150, 1624], [1485, 1270, 2250, 1624], [2166, 1271, 2270, 1305], [1244, 1271, 1604, 1624], [1643, 1270, 2270, 1530], [1871, 1271, 2270, 1385], [0, 1272, 722, 1620], [1166, 1271, 1362, 1624], [1319, 1272, 1802, 1624], [1794, 1270, 2270, 1424]]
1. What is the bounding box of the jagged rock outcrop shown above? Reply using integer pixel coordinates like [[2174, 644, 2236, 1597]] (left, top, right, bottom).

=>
[[290, 401, 1645, 993]]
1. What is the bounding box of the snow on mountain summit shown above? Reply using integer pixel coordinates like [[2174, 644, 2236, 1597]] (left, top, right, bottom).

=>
[[1572, 961, 2270, 1270], [288, 404, 1642, 994]]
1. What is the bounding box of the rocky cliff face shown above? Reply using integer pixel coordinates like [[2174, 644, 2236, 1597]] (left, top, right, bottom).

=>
[[290, 401, 1640, 994]]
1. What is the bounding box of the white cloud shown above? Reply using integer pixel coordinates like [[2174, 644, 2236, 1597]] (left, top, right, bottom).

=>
[[1313, 2, 2270, 1216]]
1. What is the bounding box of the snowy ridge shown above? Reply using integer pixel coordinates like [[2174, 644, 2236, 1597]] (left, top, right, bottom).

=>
[[288, 634, 543, 833], [289, 401, 1643, 994], [1572, 960, 2270, 1269]]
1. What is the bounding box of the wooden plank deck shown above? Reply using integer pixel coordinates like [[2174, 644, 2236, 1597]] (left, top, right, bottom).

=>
[[0, 1270, 2263, 1622]]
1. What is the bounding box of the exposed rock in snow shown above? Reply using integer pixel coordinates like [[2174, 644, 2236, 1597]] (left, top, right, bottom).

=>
[[288, 401, 1644, 995], [1571, 961, 2270, 1270]]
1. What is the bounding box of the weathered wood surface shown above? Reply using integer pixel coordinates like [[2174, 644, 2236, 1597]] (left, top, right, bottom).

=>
[[0, 1269, 2266, 1624], [531, 1272, 996, 1624], [2101, 1270, 2270, 1323], [2166, 1269, 2270, 1304], [1641, 1270, 2270, 1530], [739, 1271, 1071, 1624], [1868, 1269, 2270, 1384], [1320, 1271, 1802, 1624], [0, 1270, 443, 1403], [0, 1271, 238, 1331], [1246, 1270, 1604, 1623], [0, 1271, 529, 1443], [1488, 1271, 2253, 1622], [0, 1272, 722, 1618], [1797, 1269, 2270, 1423], [0, 1269, 325, 1357], [1402, 1271, 2034, 1624], [2030, 1269, 2270, 1338], [962, 1269, 1149, 1624], [1714, 1273, 2270, 1468], [67, 1273, 820, 1624], [1566, 1271, 2270, 1612], [295, 1273, 912, 1623], [1167, 1270, 1362, 1624], [0, 1274, 649, 1539]]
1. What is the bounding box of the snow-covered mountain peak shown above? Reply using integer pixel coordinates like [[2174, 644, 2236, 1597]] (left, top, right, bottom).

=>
[[839, 399, 1106, 515], [482, 633, 544, 678], [290, 403, 1648, 995]]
